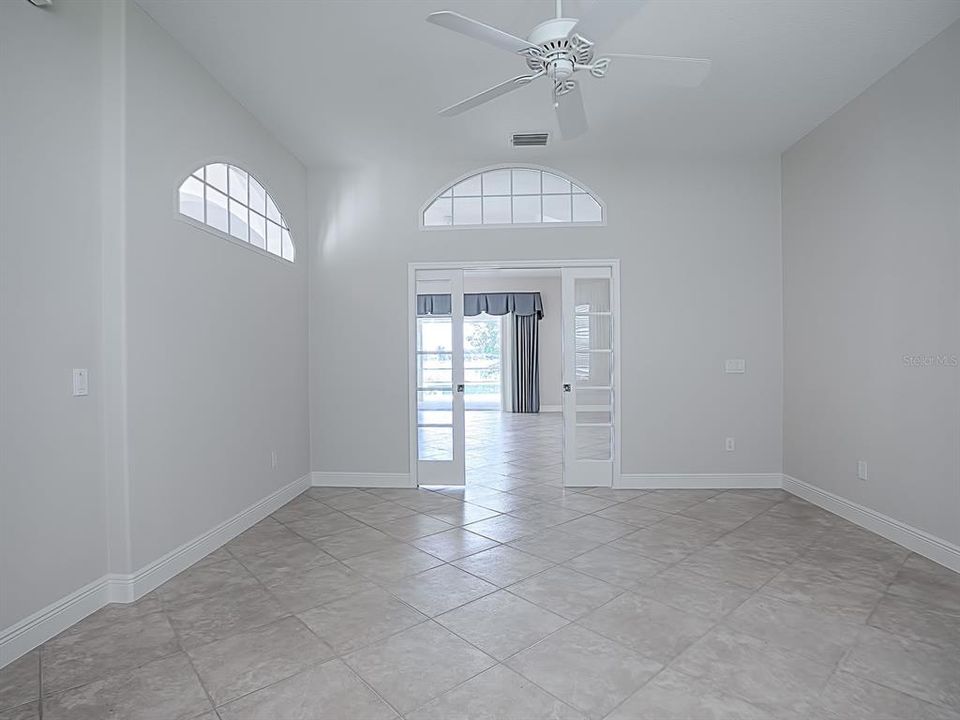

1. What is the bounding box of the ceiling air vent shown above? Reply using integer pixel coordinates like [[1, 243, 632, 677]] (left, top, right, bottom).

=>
[[511, 132, 549, 147]]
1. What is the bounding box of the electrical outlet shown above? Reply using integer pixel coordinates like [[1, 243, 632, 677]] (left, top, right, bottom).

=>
[[725, 437, 735, 452], [271, 450, 278, 469], [857, 460, 867, 481], [72, 368, 88, 397]]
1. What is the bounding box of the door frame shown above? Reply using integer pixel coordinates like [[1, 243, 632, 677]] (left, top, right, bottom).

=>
[[408, 258, 622, 488]]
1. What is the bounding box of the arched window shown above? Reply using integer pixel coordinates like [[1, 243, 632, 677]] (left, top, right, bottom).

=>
[[421, 166, 604, 229], [178, 163, 295, 261]]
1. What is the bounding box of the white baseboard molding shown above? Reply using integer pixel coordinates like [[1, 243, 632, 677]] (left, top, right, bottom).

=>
[[619, 473, 784, 489], [782, 475, 960, 574], [0, 473, 311, 670], [312, 471, 413, 489]]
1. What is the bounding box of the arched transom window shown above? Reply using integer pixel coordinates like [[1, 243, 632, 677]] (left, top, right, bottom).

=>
[[178, 163, 295, 261], [422, 166, 604, 228]]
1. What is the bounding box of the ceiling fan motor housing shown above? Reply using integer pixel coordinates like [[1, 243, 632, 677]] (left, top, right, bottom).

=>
[[524, 17, 593, 80]]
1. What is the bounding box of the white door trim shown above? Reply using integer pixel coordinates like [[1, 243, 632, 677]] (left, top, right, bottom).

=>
[[408, 259, 621, 488]]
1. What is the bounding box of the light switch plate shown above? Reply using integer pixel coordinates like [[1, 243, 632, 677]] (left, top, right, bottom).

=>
[[72, 368, 88, 397], [724, 359, 746, 374], [857, 460, 867, 481]]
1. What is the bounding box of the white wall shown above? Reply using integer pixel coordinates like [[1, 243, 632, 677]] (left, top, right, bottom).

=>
[[122, 2, 310, 569], [309, 158, 783, 477], [462, 274, 562, 410], [0, 0, 109, 631], [0, 0, 311, 656], [782, 21, 960, 546]]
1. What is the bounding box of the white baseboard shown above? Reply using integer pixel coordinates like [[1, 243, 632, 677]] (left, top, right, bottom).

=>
[[311, 471, 413, 488], [782, 475, 960, 574], [0, 473, 311, 670], [619, 473, 784, 489]]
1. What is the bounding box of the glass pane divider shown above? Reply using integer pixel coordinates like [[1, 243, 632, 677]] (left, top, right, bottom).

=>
[[575, 422, 614, 428]]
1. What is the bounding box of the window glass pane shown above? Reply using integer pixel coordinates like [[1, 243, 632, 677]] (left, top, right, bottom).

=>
[[178, 176, 204, 222], [418, 426, 452, 461], [228, 166, 248, 203], [453, 197, 482, 225], [572, 183, 586, 193], [205, 187, 229, 233], [573, 193, 602, 223], [512, 195, 540, 223], [453, 174, 482, 196], [281, 228, 294, 260], [512, 168, 540, 194], [266, 220, 281, 255], [229, 199, 248, 241], [542, 172, 571, 194], [576, 425, 612, 461], [482, 169, 511, 195], [542, 194, 571, 223], [248, 177, 267, 217], [575, 277, 611, 312], [191, 167, 204, 181], [249, 211, 266, 249], [266, 194, 281, 224], [482, 196, 511, 224], [423, 197, 453, 226], [206, 163, 228, 193]]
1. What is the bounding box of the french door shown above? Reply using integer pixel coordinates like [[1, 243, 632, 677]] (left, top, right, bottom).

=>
[[414, 269, 466, 486], [561, 267, 616, 487]]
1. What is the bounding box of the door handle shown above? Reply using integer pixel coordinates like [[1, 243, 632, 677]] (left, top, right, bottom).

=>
[[456, 384, 465, 393], [563, 384, 572, 392]]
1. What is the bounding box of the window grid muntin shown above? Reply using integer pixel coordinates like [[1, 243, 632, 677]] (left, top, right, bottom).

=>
[[179, 162, 294, 262], [427, 168, 601, 228]]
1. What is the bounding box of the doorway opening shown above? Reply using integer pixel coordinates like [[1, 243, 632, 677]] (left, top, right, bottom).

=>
[[409, 260, 620, 489]]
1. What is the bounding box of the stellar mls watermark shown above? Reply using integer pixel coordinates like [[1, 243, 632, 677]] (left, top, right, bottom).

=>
[[902, 353, 958, 368]]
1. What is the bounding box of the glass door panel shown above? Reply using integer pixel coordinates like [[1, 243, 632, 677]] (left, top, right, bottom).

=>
[[563, 268, 616, 487], [415, 270, 465, 485]]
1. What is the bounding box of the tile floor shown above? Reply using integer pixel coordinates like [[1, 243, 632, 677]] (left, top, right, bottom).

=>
[[3, 412, 960, 719]]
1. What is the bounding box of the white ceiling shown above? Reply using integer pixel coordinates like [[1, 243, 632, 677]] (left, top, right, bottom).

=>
[[135, 0, 960, 167]]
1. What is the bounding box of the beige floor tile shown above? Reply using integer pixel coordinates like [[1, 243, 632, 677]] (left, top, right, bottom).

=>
[[216, 659, 397, 720], [564, 545, 668, 588], [43, 653, 211, 720], [452, 545, 555, 587], [436, 590, 568, 660], [344, 622, 495, 714], [840, 626, 960, 710], [387, 564, 497, 616], [0, 651, 38, 712], [633, 566, 753, 620], [508, 566, 623, 620], [343, 544, 444, 583], [407, 665, 585, 720], [671, 626, 835, 717], [297, 587, 427, 654], [604, 667, 773, 720], [186, 616, 333, 705], [507, 624, 661, 719], [42, 611, 180, 694], [411, 527, 500, 561], [580, 592, 715, 663]]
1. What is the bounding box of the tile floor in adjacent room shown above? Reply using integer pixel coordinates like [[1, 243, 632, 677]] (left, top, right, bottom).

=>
[[3, 412, 960, 719]]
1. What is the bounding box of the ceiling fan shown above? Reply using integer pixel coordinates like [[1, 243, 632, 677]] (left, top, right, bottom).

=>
[[426, 0, 712, 140]]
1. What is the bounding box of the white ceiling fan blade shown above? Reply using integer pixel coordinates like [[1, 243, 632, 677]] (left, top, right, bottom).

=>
[[556, 82, 588, 140], [439, 73, 543, 117], [426, 11, 538, 53], [604, 54, 712, 86], [568, 0, 647, 46]]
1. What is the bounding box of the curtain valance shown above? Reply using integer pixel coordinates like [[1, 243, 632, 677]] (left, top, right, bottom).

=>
[[417, 292, 543, 319]]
